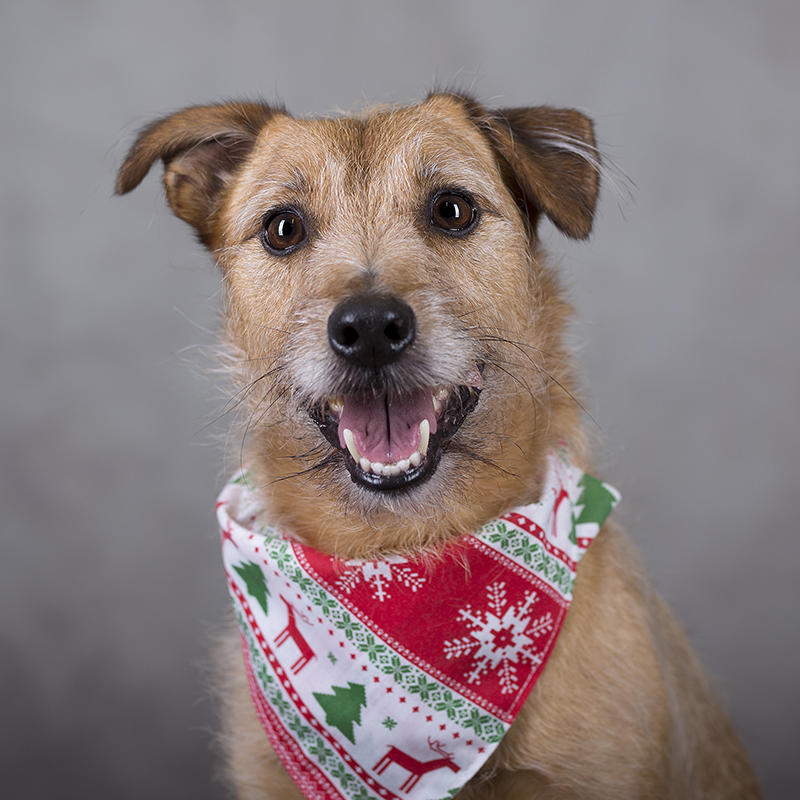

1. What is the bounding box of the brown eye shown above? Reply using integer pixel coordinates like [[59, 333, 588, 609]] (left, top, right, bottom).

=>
[[430, 192, 477, 233], [262, 210, 306, 252]]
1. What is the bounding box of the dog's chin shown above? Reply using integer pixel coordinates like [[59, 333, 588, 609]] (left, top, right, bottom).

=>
[[309, 381, 481, 494]]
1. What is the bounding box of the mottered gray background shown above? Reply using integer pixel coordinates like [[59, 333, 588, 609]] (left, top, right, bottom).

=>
[[2, 1, 798, 797]]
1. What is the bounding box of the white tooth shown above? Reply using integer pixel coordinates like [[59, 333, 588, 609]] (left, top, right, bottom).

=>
[[343, 429, 361, 462], [397, 459, 410, 473], [359, 457, 371, 473], [387, 464, 401, 476], [409, 451, 421, 467], [418, 419, 430, 456], [371, 461, 384, 475]]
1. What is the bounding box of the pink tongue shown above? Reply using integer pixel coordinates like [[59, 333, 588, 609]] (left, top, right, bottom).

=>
[[338, 389, 438, 464]]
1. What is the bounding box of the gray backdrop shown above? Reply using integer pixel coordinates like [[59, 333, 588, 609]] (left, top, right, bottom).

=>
[[2, 1, 798, 798]]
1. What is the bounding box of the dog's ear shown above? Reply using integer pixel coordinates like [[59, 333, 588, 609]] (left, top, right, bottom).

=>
[[115, 102, 278, 242], [479, 104, 600, 239]]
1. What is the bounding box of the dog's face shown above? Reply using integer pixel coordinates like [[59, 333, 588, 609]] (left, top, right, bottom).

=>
[[117, 93, 599, 555]]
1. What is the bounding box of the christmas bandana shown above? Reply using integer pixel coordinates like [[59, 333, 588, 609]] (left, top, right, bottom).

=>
[[218, 452, 619, 800]]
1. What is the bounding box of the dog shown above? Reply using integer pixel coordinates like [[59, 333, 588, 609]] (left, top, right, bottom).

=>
[[116, 92, 761, 799]]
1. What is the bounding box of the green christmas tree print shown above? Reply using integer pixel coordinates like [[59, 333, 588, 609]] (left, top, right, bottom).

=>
[[571, 474, 619, 542], [313, 682, 367, 744], [234, 561, 270, 614]]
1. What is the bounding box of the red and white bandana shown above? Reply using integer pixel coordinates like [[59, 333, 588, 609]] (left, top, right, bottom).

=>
[[218, 451, 619, 800]]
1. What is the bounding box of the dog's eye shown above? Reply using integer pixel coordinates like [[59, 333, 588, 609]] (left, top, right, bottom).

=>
[[262, 210, 306, 253], [430, 192, 477, 234]]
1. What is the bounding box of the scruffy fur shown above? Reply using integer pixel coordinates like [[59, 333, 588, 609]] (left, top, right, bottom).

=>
[[117, 92, 761, 799]]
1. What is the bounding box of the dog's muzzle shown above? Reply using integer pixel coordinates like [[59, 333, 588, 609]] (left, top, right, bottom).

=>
[[310, 294, 482, 491]]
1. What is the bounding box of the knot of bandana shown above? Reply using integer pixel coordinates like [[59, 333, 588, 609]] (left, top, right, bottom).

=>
[[218, 451, 619, 800]]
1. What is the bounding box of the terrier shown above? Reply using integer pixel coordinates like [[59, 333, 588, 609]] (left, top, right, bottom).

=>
[[117, 92, 760, 799]]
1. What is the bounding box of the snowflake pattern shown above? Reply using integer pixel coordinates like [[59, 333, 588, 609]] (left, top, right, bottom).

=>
[[443, 581, 553, 694], [336, 557, 426, 601]]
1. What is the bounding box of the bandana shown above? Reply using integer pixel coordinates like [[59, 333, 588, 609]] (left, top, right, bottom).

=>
[[218, 451, 619, 800]]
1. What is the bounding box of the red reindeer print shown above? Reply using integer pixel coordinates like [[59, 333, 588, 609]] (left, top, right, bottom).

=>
[[275, 595, 316, 674], [373, 737, 460, 793]]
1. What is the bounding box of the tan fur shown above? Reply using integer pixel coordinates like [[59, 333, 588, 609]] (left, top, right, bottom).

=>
[[117, 92, 761, 798]]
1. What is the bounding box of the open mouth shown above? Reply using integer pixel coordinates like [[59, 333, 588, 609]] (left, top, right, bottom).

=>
[[310, 371, 482, 491]]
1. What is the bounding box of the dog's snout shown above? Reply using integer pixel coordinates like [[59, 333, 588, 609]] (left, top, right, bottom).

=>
[[327, 295, 416, 368]]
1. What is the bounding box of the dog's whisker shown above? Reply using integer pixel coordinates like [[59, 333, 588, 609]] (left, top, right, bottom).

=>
[[470, 328, 578, 366], [196, 368, 288, 441]]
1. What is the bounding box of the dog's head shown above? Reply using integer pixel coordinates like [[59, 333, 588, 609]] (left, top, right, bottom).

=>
[[117, 93, 599, 555]]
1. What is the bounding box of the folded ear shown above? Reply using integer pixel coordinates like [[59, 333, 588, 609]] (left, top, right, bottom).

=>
[[115, 102, 279, 242], [479, 104, 601, 239]]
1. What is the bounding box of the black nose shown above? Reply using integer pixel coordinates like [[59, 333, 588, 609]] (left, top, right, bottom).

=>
[[327, 295, 416, 368]]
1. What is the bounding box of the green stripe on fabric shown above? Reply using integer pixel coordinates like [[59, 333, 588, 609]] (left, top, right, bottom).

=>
[[479, 520, 576, 597]]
